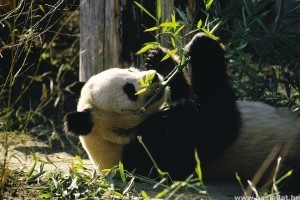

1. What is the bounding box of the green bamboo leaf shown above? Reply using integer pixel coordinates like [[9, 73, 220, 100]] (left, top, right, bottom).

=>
[[155, 188, 169, 198], [174, 25, 185, 36], [136, 43, 156, 55], [26, 161, 37, 179], [51, 175, 59, 189], [159, 22, 180, 28], [201, 28, 218, 41], [197, 19, 203, 29], [139, 77, 145, 86], [161, 48, 178, 61], [27, 170, 48, 182], [141, 191, 151, 200], [156, 0, 161, 21], [105, 168, 117, 189], [194, 150, 202, 181], [171, 12, 176, 23], [119, 161, 126, 182], [39, 5, 45, 13], [135, 87, 147, 95], [276, 170, 293, 185], [171, 37, 176, 48], [147, 73, 156, 85], [242, 0, 251, 15], [134, 1, 158, 22], [181, 54, 186, 64], [75, 155, 83, 165], [42, 84, 47, 98], [144, 27, 159, 32], [236, 42, 248, 50], [205, 0, 214, 10], [161, 19, 169, 32]]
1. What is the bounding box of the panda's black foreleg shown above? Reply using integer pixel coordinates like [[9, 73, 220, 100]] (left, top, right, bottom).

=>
[[145, 46, 191, 100], [145, 46, 178, 77], [184, 33, 237, 105]]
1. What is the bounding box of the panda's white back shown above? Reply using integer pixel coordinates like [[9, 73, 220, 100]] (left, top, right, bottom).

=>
[[204, 101, 300, 181]]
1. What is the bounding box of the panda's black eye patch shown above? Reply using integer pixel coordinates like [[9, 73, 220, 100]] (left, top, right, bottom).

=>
[[123, 83, 138, 101]]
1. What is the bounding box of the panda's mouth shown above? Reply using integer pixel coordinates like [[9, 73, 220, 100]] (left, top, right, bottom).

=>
[[139, 82, 165, 113], [146, 86, 165, 103]]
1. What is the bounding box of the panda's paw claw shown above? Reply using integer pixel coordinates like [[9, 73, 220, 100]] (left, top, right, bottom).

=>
[[145, 46, 165, 70]]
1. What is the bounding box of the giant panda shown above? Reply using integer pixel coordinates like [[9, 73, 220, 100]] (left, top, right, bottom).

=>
[[64, 68, 166, 170], [64, 33, 300, 192]]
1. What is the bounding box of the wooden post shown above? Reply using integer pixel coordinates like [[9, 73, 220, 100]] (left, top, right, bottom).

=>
[[79, 0, 200, 81], [159, 1, 175, 48], [80, 0, 103, 81], [80, 0, 121, 82]]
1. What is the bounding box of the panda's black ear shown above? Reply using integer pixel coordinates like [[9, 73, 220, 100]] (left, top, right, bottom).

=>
[[63, 109, 93, 137], [65, 82, 86, 95]]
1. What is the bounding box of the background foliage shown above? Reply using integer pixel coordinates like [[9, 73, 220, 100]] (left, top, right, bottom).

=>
[[136, 0, 300, 110], [0, 0, 80, 134]]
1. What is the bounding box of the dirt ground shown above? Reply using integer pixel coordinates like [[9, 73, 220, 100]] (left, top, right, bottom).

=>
[[0, 132, 244, 199], [0, 132, 91, 199], [0, 132, 91, 172]]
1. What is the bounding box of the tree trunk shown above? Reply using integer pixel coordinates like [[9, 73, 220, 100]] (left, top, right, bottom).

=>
[[80, 0, 121, 82]]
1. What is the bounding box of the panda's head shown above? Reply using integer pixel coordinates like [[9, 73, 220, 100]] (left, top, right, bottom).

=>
[[64, 67, 166, 144]]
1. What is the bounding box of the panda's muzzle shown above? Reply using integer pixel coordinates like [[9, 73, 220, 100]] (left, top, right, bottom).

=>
[[139, 82, 165, 113], [141, 57, 191, 112], [146, 72, 165, 99], [146, 82, 164, 102]]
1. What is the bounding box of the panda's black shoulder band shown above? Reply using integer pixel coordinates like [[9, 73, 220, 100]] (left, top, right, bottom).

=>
[[63, 109, 93, 137]]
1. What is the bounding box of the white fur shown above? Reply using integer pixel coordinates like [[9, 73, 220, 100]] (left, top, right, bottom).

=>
[[205, 101, 300, 180], [77, 68, 166, 170]]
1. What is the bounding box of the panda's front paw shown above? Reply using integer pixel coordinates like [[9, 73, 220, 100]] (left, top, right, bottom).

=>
[[184, 33, 224, 61], [145, 46, 164, 70], [145, 46, 178, 77]]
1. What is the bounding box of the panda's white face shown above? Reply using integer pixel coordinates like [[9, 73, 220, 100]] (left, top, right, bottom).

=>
[[77, 67, 166, 144], [79, 68, 164, 113]]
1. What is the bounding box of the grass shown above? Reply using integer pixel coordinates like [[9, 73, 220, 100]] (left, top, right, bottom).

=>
[[1, 131, 297, 199], [0, 1, 79, 198], [0, 131, 209, 199]]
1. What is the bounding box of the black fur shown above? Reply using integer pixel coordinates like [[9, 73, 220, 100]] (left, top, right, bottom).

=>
[[123, 82, 138, 101], [63, 109, 93, 136], [123, 33, 242, 180], [145, 45, 191, 101]]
